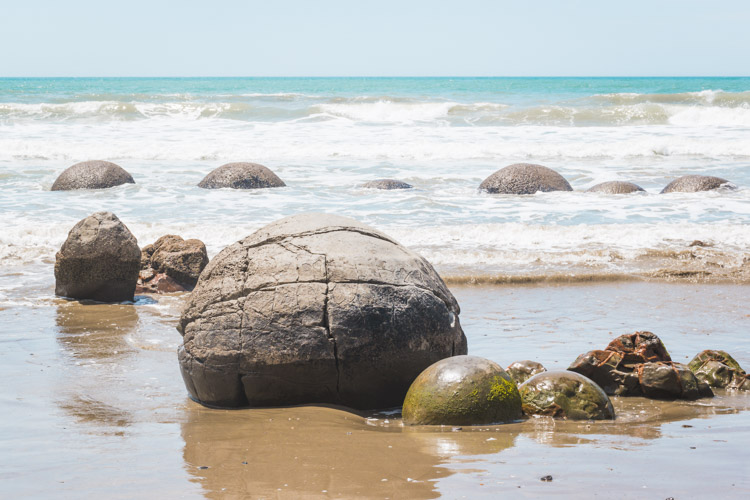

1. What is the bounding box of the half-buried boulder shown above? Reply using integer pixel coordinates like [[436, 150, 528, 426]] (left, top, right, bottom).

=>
[[177, 213, 467, 409], [361, 179, 413, 190], [519, 371, 615, 420], [688, 350, 750, 391], [51, 161, 135, 191], [660, 175, 733, 193], [506, 360, 546, 384], [402, 355, 522, 425], [55, 212, 140, 302], [197, 162, 285, 189], [587, 181, 645, 194], [138, 235, 209, 293], [479, 163, 573, 195]]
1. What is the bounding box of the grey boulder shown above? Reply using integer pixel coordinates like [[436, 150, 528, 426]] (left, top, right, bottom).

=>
[[361, 179, 413, 190], [177, 213, 467, 409], [51, 161, 135, 191], [479, 163, 573, 194], [587, 181, 645, 194], [660, 175, 733, 193], [197, 162, 285, 189], [54, 212, 140, 302]]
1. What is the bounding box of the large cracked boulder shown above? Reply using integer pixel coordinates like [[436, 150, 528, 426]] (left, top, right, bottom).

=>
[[51, 161, 135, 191], [587, 181, 645, 194], [177, 213, 467, 409], [479, 163, 573, 195], [138, 235, 209, 292], [197, 162, 285, 189], [660, 175, 733, 193], [54, 212, 140, 302]]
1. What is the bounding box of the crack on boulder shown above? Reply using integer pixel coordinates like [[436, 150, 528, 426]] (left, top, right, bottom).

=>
[[321, 255, 341, 399], [239, 226, 399, 253]]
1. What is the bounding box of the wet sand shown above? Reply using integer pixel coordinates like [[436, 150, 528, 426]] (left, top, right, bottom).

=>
[[1, 282, 749, 498]]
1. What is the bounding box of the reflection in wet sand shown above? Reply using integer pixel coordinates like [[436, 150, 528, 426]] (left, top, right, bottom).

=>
[[55, 300, 140, 359]]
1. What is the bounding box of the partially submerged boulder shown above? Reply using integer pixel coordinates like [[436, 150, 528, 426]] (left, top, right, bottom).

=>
[[402, 355, 522, 425], [479, 164, 573, 195], [178, 213, 467, 409], [197, 162, 285, 189], [506, 360, 546, 384], [138, 235, 209, 292], [54, 212, 140, 302], [688, 350, 750, 391], [660, 175, 733, 193], [519, 371, 615, 420], [51, 161, 135, 191], [568, 331, 712, 400], [361, 179, 413, 190], [587, 181, 645, 194]]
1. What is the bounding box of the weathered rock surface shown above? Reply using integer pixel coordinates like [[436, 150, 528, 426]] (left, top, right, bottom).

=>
[[507, 360, 546, 384], [51, 161, 135, 191], [568, 331, 713, 400], [660, 175, 732, 193], [197, 162, 285, 189], [587, 181, 645, 194], [479, 163, 573, 195], [361, 179, 413, 190], [688, 350, 750, 391], [138, 235, 208, 291], [402, 355, 522, 425], [519, 371, 615, 420], [54, 212, 140, 302], [177, 213, 467, 409]]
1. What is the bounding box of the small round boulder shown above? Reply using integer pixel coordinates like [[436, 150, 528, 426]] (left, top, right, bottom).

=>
[[519, 371, 615, 420], [54, 212, 141, 302], [507, 360, 547, 384], [402, 355, 522, 425], [197, 162, 285, 189], [51, 161, 135, 191], [688, 350, 749, 390], [479, 163, 573, 195], [587, 181, 645, 194], [660, 175, 733, 193], [361, 179, 413, 190]]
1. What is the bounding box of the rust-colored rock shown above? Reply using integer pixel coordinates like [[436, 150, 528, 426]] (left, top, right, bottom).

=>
[[138, 235, 208, 292]]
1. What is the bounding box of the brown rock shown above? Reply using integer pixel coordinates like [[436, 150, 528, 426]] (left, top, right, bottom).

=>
[[586, 181, 645, 194], [479, 164, 572, 195], [506, 360, 546, 384], [140, 235, 209, 290], [660, 175, 733, 193]]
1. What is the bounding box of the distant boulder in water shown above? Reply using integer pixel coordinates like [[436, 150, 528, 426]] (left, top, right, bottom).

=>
[[198, 162, 285, 189], [361, 179, 413, 190], [660, 175, 733, 193], [479, 163, 572, 194], [51, 161, 135, 191], [587, 181, 645, 194]]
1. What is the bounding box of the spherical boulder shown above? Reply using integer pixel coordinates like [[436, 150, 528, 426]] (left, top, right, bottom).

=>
[[197, 162, 285, 189], [402, 355, 522, 425], [587, 181, 645, 194], [519, 371, 615, 420], [54, 212, 140, 302], [361, 179, 413, 190], [51, 161, 135, 191], [660, 175, 732, 193], [140, 235, 209, 290], [177, 213, 467, 409], [506, 360, 546, 384], [479, 163, 573, 195]]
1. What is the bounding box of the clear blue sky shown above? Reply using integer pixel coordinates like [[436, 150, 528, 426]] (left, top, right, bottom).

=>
[[2, 0, 748, 77]]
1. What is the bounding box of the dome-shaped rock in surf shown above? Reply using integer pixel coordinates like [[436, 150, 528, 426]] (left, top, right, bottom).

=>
[[177, 213, 467, 410], [479, 163, 573, 195], [402, 355, 522, 426], [660, 175, 733, 193], [54, 212, 141, 302], [361, 179, 413, 190], [197, 162, 286, 189], [587, 181, 645, 194], [51, 161, 135, 191]]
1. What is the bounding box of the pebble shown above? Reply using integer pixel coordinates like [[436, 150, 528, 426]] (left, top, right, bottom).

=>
[[541, 475, 553, 482]]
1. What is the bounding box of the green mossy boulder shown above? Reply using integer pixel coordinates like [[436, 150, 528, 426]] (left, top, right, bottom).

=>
[[519, 371, 615, 420], [688, 350, 750, 391], [402, 355, 522, 426], [506, 360, 546, 384]]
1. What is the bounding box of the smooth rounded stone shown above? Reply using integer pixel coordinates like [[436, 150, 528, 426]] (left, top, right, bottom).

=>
[[54, 212, 140, 302], [638, 362, 713, 400], [506, 360, 546, 384], [479, 163, 573, 195], [178, 213, 467, 409], [140, 235, 209, 289], [361, 179, 413, 190], [688, 350, 750, 391], [197, 162, 285, 189], [402, 355, 522, 426], [660, 175, 733, 193], [51, 161, 135, 191], [586, 181, 645, 194], [519, 371, 615, 420]]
